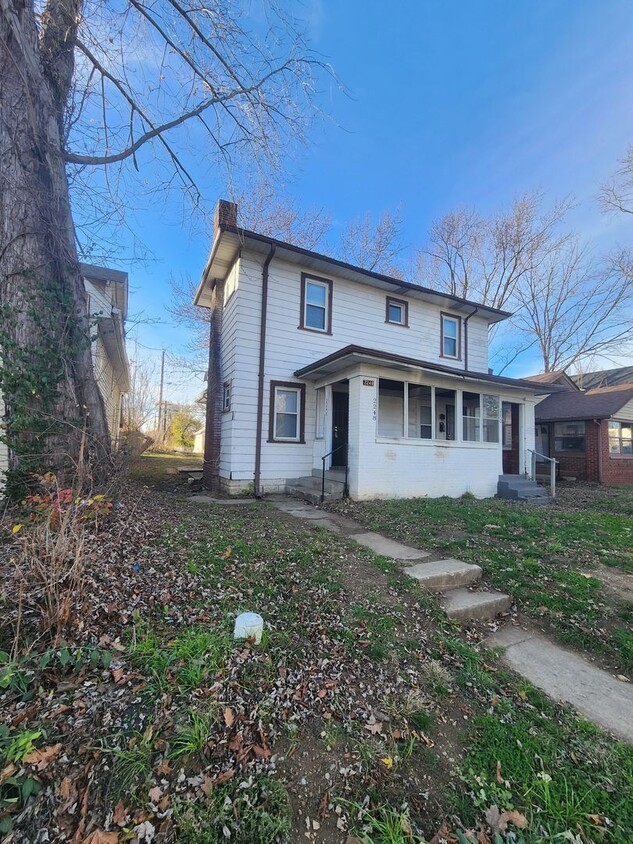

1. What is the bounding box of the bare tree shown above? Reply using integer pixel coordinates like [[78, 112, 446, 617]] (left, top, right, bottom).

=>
[[339, 207, 405, 275], [418, 194, 572, 311], [169, 178, 332, 353], [600, 145, 633, 215], [122, 355, 156, 432], [0, 0, 325, 492]]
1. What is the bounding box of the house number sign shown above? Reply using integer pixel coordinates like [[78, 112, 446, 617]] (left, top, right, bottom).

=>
[[363, 379, 375, 386]]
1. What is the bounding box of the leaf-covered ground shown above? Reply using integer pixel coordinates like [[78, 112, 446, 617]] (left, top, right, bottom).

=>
[[329, 486, 633, 674], [0, 456, 631, 843]]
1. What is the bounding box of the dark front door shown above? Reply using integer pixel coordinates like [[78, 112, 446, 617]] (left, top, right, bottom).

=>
[[331, 392, 349, 467], [502, 402, 520, 474]]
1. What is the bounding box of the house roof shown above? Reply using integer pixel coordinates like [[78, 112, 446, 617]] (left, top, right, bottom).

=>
[[81, 263, 128, 319], [194, 225, 512, 324], [525, 371, 580, 391], [572, 366, 633, 390], [535, 384, 633, 421], [294, 345, 558, 393]]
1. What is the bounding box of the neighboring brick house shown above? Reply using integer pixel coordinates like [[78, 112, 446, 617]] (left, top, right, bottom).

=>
[[0, 264, 130, 489], [532, 377, 633, 485], [194, 200, 554, 499]]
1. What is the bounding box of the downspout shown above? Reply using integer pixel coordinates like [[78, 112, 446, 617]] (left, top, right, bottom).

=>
[[463, 307, 479, 371], [253, 245, 276, 498], [594, 419, 603, 484]]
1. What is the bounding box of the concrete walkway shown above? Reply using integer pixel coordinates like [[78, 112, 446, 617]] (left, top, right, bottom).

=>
[[271, 496, 633, 742], [488, 626, 633, 742], [270, 498, 510, 621]]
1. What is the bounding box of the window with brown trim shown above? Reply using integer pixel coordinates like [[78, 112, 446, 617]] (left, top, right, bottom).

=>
[[440, 312, 461, 359], [268, 381, 306, 443], [385, 296, 408, 326], [299, 274, 333, 333]]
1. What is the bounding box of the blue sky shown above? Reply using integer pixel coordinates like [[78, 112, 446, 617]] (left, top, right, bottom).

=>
[[101, 0, 633, 403]]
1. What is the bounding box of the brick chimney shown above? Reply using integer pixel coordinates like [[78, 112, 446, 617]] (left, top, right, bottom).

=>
[[214, 198, 238, 237]]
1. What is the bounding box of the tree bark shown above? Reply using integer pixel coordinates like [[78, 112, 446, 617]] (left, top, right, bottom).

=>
[[0, 0, 110, 488]]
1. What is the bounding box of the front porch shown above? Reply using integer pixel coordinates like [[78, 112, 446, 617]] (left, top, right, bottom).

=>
[[293, 346, 541, 501]]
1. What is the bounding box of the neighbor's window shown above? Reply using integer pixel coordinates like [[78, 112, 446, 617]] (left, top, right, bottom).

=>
[[301, 274, 332, 333], [441, 313, 460, 359], [378, 378, 404, 437], [269, 382, 304, 442], [554, 421, 586, 452], [608, 421, 633, 455], [407, 384, 432, 439], [386, 296, 408, 326], [223, 381, 231, 412]]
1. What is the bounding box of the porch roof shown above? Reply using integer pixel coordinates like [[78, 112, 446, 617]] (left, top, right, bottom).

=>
[[294, 345, 558, 394]]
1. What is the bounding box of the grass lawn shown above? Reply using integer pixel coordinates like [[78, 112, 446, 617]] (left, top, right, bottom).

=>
[[330, 485, 633, 675], [0, 459, 631, 843]]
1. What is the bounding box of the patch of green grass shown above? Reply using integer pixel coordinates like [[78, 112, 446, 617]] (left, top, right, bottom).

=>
[[169, 708, 217, 760], [129, 623, 231, 693], [108, 726, 156, 798], [175, 775, 291, 843], [336, 494, 633, 671], [340, 800, 425, 843], [444, 637, 633, 842]]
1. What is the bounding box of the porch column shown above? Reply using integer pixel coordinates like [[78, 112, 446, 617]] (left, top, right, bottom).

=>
[[347, 370, 376, 500]]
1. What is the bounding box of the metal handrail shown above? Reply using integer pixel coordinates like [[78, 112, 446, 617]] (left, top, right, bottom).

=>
[[321, 443, 349, 503], [527, 448, 559, 499]]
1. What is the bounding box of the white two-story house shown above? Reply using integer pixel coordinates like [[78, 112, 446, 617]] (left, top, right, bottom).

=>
[[194, 200, 551, 500]]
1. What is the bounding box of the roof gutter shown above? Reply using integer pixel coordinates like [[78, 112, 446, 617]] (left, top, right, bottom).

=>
[[462, 307, 479, 371], [253, 245, 276, 498]]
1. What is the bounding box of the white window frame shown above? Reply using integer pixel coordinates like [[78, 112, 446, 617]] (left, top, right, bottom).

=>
[[222, 380, 231, 412], [270, 383, 304, 443], [608, 420, 633, 455], [441, 314, 460, 359], [301, 275, 332, 333]]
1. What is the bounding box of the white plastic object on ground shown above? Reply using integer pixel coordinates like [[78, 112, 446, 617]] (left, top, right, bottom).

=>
[[233, 612, 264, 644]]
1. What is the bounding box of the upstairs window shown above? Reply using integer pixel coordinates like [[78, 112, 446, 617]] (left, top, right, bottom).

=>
[[441, 313, 461, 359], [608, 421, 633, 455], [300, 274, 332, 333], [386, 296, 408, 326]]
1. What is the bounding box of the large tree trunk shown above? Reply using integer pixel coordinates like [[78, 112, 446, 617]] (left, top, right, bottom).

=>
[[0, 0, 110, 492]]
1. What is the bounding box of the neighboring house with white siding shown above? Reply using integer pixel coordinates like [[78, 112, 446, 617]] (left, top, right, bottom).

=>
[[194, 200, 553, 500], [0, 264, 129, 488]]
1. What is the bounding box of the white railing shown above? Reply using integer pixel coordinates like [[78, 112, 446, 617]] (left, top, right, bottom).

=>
[[527, 449, 559, 499]]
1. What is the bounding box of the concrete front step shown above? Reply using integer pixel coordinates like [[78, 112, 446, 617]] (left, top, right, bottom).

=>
[[293, 476, 340, 495], [311, 468, 347, 482], [285, 485, 340, 505], [441, 587, 511, 622], [404, 559, 482, 590]]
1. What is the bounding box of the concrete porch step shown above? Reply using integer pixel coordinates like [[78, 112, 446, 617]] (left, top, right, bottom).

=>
[[286, 474, 344, 504], [404, 559, 482, 590], [441, 588, 512, 622], [293, 475, 341, 495], [497, 474, 550, 503]]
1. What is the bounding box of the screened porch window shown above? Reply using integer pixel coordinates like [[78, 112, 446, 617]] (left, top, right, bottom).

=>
[[378, 379, 404, 437], [407, 385, 432, 438]]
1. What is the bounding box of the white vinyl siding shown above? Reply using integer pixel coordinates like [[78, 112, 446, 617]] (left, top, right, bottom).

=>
[[217, 253, 497, 489]]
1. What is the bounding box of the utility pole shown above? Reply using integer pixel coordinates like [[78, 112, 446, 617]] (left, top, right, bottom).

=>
[[157, 350, 165, 438]]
